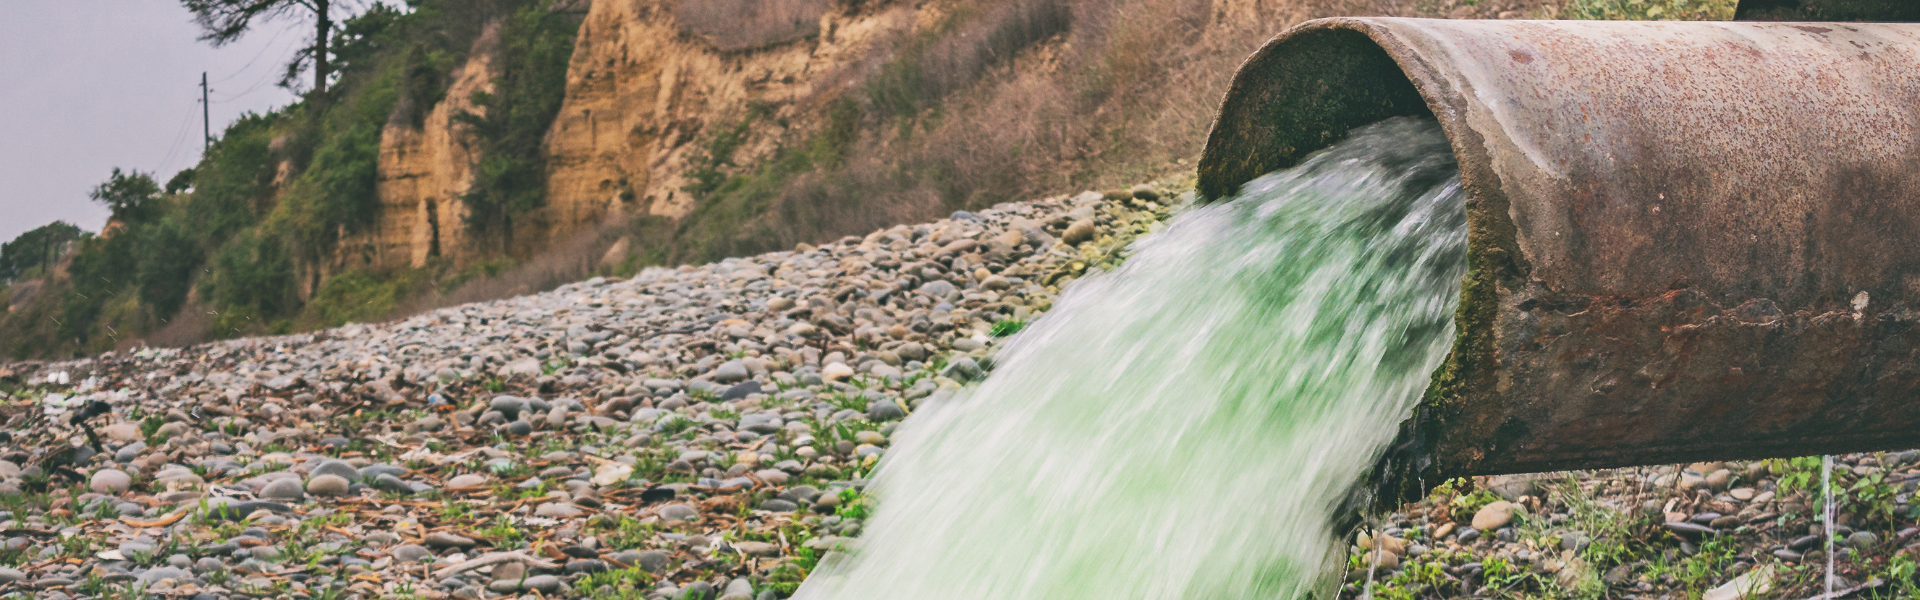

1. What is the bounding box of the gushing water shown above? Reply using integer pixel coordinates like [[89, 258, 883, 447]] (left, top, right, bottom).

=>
[[1824, 454, 1836, 598], [794, 118, 1465, 600]]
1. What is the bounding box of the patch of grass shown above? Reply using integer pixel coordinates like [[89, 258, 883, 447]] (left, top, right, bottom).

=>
[[297, 268, 426, 329], [574, 567, 657, 599], [989, 318, 1025, 337]]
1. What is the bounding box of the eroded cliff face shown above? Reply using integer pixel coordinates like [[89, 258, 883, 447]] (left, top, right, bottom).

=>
[[342, 25, 499, 274], [532, 0, 912, 249], [350, 0, 910, 269]]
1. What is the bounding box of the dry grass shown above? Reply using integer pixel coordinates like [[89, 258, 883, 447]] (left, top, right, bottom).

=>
[[676, 0, 833, 51]]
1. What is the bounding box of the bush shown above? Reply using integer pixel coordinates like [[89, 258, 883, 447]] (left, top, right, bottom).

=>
[[457, 3, 580, 252], [204, 231, 297, 337], [134, 217, 202, 319]]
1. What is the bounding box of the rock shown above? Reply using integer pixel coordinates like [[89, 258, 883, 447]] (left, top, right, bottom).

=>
[[138, 566, 192, 584], [101, 423, 142, 443], [867, 399, 906, 421], [114, 441, 146, 463], [734, 541, 779, 557], [1472, 501, 1516, 530], [918, 280, 959, 301], [535, 503, 584, 518], [372, 473, 415, 495], [425, 532, 476, 548], [635, 550, 671, 573], [1702, 565, 1773, 600], [678, 581, 717, 600], [392, 545, 433, 563], [822, 363, 855, 381], [522, 575, 563, 594], [259, 478, 304, 500], [658, 504, 699, 522], [90, 469, 131, 495], [1485, 474, 1545, 502], [759, 499, 798, 512], [306, 475, 349, 497], [1705, 468, 1733, 492], [446, 474, 488, 488], [1846, 531, 1879, 548], [490, 395, 530, 420], [1063, 219, 1098, 245], [721, 381, 763, 401], [311, 459, 359, 481], [491, 560, 525, 582], [712, 360, 750, 383]]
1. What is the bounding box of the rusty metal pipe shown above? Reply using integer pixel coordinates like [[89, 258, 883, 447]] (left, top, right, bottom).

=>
[[1196, 18, 1920, 501]]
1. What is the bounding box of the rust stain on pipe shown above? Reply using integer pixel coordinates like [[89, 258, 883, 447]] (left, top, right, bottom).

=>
[[1195, 18, 1920, 503]]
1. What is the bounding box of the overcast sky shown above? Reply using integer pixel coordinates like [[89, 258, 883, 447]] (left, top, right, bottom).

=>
[[0, 2, 342, 243]]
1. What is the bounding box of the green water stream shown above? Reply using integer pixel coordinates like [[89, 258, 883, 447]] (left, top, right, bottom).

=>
[[796, 118, 1466, 599]]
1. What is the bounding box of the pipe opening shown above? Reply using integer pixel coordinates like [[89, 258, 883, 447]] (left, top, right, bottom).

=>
[[1197, 27, 1434, 201]]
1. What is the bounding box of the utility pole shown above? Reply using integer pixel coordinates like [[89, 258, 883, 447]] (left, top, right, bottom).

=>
[[200, 72, 211, 152]]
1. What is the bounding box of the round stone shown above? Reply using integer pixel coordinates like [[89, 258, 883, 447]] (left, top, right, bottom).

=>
[[90, 469, 131, 495], [446, 474, 488, 488], [259, 478, 304, 500], [1471, 501, 1516, 531], [522, 575, 563, 594], [822, 363, 855, 381], [306, 475, 350, 497], [391, 544, 432, 563], [311, 460, 358, 481], [658, 503, 699, 522]]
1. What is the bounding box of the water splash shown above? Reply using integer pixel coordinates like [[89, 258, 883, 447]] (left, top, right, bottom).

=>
[[795, 118, 1466, 600], [1824, 454, 1835, 598]]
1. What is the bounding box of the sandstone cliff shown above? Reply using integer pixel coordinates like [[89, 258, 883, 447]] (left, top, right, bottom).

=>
[[352, 0, 1582, 280]]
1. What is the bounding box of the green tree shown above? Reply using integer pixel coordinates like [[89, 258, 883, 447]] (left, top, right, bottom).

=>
[[89, 168, 162, 224], [0, 222, 85, 282], [183, 0, 351, 95]]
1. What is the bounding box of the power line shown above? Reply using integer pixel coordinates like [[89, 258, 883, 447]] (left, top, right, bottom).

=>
[[153, 102, 201, 176], [209, 25, 294, 85]]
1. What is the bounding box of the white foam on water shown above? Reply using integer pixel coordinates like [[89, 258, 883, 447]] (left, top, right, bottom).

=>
[[796, 118, 1465, 600]]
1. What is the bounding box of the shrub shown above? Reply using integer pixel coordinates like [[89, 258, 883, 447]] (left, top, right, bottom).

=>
[[457, 3, 580, 252], [134, 217, 202, 319]]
